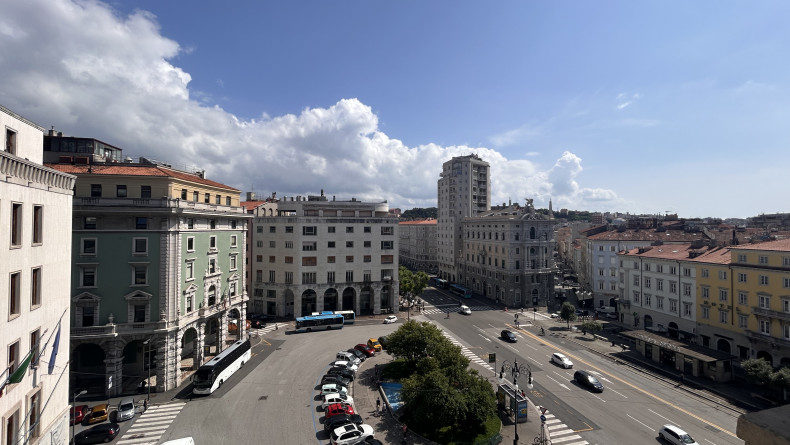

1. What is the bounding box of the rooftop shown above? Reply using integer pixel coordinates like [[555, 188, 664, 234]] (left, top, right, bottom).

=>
[[47, 163, 239, 191]]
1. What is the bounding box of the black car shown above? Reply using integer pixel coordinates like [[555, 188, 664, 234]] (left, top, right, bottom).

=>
[[327, 367, 355, 380], [323, 413, 364, 432], [247, 314, 268, 329], [501, 330, 517, 343], [377, 336, 388, 350], [574, 370, 604, 392], [74, 423, 120, 445], [346, 348, 367, 362], [321, 374, 352, 387], [365, 437, 384, 445]]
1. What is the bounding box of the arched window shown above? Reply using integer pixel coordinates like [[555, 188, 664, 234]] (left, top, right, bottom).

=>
[[530, 227, 536, 239]]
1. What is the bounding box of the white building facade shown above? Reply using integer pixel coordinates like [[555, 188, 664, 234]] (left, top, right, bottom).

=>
[[398, 220, 437, 274], [1, 105, 76, 445]]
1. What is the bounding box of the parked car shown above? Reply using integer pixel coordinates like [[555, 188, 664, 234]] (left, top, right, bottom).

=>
[[657, 424, 699, 445], [320, 383, 349, 397], [573, 370, 604, 392], [73, 423, 120, 445], [335, 352, 362, 366], [325, 402, 355, 419], [346, 348, 367, 362], [327, 367, 356, 380], [323, 413, 363, 432], [116, 397, 136, 422], [331, 360, 359, 373], [354, 344, 376, 358], [383, 315, 397, 324], [321, 393, 354, 410], [322, 374, 352, 387], [500, 330, 517, 343], [460, 305, 472, 315], [330, 423, 375, 445], [367, 338, 382, 352], [550, 312, 559, 319], [85, 403, 109, 425], [364, 438, 384, 445], [551, 352, 574, 369], [376, 336, 388, 350], [70, 405, 91, 426]]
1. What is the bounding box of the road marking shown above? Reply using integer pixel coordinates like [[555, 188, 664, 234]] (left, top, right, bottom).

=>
[[117, 402, 186, 445], [627, 413, 653, 430], [608, 388, 628, 399]]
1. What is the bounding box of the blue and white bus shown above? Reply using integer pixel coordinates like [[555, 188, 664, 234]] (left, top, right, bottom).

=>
[[295, 313, 345, 332], [449, 284, 473, 299], [192, 339, 251, 395], [334, 310, 356, 324]]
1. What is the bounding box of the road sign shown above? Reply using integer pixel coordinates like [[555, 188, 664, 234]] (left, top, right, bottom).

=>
[[540, 406, 548, 415], [540, 415, 546, 423], [488, 353, 496, 363]]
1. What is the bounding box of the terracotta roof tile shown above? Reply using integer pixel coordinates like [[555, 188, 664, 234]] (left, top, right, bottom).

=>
[[47, 163, 239, 191], [730, 238, 790, 252], [587, 229, 707, 242]]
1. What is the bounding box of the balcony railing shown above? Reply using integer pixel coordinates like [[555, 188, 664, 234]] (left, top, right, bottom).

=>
[[75, 196, 247, 214], [751, 306, 790, 322]]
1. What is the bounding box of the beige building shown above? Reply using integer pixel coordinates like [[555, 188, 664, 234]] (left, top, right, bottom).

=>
[[398, 220, 437, 273], [1, 105, 76, 445], [250, 193, 399, 317], [437, 154, 490, 283]]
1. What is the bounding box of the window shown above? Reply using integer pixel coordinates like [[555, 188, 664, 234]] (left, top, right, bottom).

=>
[[760, 275, 769, 286], [302, 242, 317, 251], [8, 340, 19, 376], [683, 284, 691, 296], [701, 286, 709, 299], [346, 227, 354, 233], [784, 277, 790, 288], [682, 268, 691, 277], [701, 268, 709, 278], [644, 263, 651, 272], [784, 257, 790, 267], [738, 314, 748, 328], [346, 241, 354, 248], [134, 304, 146, 322], [29, 328, 41, 368], [284, 256, 293, 264], [381, 226, 393, 235], [303, 257, 317, 266], [739, 292, 748, 305], [328, 241, 335, 248], [90, 184, 102, 197], [256, 226, 263, 233], [784, 299, 790, 313], [286, 226, 294, 233], [345, 271, 354, 282], [231, 220, 237, 229], [760, 319, 770, 335], [133, 238, 148, 255], [346, 256, 354, 263], [669, 281, 677, 294], [759, 295, 770, 309], [738, 254, 747, 263], [80, 267, 96, 287], [738, 273, 747, 283], [303, 226, 316, 236], [302, 272, 316, 284], [9, 271, 21, 316], [364, 226, 372, 233], [186, 261, 194, 280], [11, 202, 22, 247], [267, 290, 276, 298], [364, 241, 371, 248], [84, 217, 97, 230], [187, 218, 194, 229], [186, 295, 193, 312], [193, 191, 199, 202], [226, 197, 231, 206], [656, 265, 663, 273], [656, 279, 663, 291], [718, 270, 727, 280], [181, 189, 188, 199], [230, 254, 237, 270], [285, 272, 293, 284], [210, 236, 216, 249], [644, 294, 651, 307], [644, 277, 651, 288], [381, 255, 394, 264], [328, 256, 336, 263], [268, 256, 275, 263], [720, 289, 728, 302], [785, 324, 790, 340], [5, 128, 17, 154], [204, 193, 210, 203], [656, 296, 664, 309], [381, 241, 393, 250], [136, 217, 148, 230], [81, 238, 97, 255], [208, 259, 216, 274], [32, 205, 43, 244], [702, 306, 710, 320], [187, 237, 195, 252], [632, 291, 640, 303], [231, 235, 237, 247], [269, 271, 276, 282], [30, 267, 41, 307], [255, 270, 262, 282], [684, 302, 692, 316], [669, 299, 677, 313], [759, 255, 768, 265], [116, 185, 127, 197], [215, 195, 221, 205], [209, 219, 216, 229], [133, 264, 147, 285], [633, 276, 640, 286], [364, 255, 371, 263]]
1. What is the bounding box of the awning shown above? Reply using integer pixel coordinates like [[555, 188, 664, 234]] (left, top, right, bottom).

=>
[[621, 330, 734, 362]]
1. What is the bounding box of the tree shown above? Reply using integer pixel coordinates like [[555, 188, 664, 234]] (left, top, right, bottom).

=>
[[559, 302, 577, 330], [741, 358, 773, 386], [399, 267, 429, 308], [580, 320, 602, 337], [771, 367, 790, 401], [385, 320, 448, 366]]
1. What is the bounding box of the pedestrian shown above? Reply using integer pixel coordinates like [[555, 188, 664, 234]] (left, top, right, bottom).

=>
[[376, 397, 381, 416], [143, 399, 147, 411]]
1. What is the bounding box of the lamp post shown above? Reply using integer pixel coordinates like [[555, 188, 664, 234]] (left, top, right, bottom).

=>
[[72, 389, 87, 443], [498, 358, 533, 445], [143, 338, 152, 401]]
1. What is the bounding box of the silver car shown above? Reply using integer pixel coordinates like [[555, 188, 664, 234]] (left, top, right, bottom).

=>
[[116, 397, 135, 421]]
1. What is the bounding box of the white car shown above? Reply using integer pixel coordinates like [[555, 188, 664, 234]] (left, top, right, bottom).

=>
[[321, 393, 354, 410], [551, 352, 573, 369], [330, 423, 374, 445], [335, 351, 361, 366], [383, 315, 397, 324], [460, 305, 471, 315], [320, 383, 348, 397], [657, 424, 699, 445], [550, 312, 559, 319], [331, 360, 359, 373]]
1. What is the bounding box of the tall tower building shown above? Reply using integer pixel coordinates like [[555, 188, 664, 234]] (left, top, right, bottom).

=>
[[437, 154, 490, 282]]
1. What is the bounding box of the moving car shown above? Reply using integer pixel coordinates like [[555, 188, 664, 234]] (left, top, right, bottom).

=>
[[383, 315, 397, 324], [367, 338, 382, 352], [330, 423, 375, 445], [573, 370, 604, 392], [70, 405, 91, 425], [320, 383, 349, 397], [500, 330, 517, 343], [116, 397, 136, 422], [460, 305, 472, 315], [73, 423, 120, 445], [321, 393, 354, 410], [325, 402, 355, 419], [354, 344, 376, 357], [657, 424, 699, 445], [85, 403, 109, 425], [551, 352, 573, 369], [323, 413, 364, 432]]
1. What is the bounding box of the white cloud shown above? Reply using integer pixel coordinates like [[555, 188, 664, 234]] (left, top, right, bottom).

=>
[[489, 123, 542, 147], [0, 0, 621, 212], [615, 92, 640, 111]]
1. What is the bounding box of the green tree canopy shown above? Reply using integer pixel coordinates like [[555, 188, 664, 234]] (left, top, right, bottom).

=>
[[742, 358, 773, 386], [399, 267, 429, 303], [386, 320, 449, 366], [580, 320, 603, 336], [559, 302, 578, 329]]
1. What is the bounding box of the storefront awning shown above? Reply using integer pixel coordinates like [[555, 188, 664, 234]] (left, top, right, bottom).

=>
[[621, 330, 734, 362]]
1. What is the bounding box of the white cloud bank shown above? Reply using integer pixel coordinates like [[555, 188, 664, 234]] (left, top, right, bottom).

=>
[[0, 0, 620, 211]]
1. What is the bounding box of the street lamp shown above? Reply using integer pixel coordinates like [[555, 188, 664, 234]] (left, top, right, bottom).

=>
[[143, 338, 153, 401], [498, 358, 533, 445], [72, 389, 87, 443]]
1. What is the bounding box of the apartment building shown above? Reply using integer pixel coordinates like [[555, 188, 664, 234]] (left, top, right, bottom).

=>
[[48, 145, 249, 395], [250, 193, 399, 317], [437, 155, 490, 283], [1, 105, 76, 445], [459, 202, 556, 308], [398, 220, 437, 273]]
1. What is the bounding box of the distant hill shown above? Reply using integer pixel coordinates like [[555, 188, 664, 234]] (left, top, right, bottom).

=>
[[401, 207, 437, 220]]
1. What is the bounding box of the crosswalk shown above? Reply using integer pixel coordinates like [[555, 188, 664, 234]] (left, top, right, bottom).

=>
[[439, 331, 494, 373], [543, 412, 589, 445], [116, 402, 186, 445], [248, 322, 288, 337], [421, 305, 494, 316]]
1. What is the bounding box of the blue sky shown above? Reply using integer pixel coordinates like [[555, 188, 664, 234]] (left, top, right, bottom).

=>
[[1, 0, 789, 218]]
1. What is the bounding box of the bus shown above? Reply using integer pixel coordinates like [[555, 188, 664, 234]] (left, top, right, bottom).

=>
[[430, 277, 449, 289], [192, 338, 251, 395], [334, 310, 356, 324], [449, 284, 473, 299], [295, 313, 345, 332]]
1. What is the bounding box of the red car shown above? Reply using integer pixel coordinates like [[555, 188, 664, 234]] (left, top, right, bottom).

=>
[[70, 405, 91, 425], [354, 344, 375, 358], [325, 402, 355, 419]]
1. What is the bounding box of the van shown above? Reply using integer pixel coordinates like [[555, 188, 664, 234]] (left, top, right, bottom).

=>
[[596, 306, 616, 315], [161, 438, 195, 445], [657, 424, 699, 445], [335, 351, 361, 366]]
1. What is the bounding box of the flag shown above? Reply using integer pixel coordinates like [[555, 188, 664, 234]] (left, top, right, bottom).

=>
[[48, 325, 60, 375], [8, 350, 34, 384]]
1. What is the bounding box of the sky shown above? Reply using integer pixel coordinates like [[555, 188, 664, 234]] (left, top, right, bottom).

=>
[[1, 0, 789, 219]]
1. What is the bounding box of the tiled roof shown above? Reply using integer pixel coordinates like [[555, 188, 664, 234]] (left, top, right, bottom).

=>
[[620, 244, 733, 265], [730, 238, 790, 252], [240, 201, 266, 212], [399, 219, 437, 225], [587, 229, 707, 242], [47, 163, 239, 191]]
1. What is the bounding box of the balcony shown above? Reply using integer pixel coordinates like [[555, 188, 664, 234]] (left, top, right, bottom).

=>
[[751, 306, 790, 322], [744, 330, 790, 348], [72, 325, 117, 339]]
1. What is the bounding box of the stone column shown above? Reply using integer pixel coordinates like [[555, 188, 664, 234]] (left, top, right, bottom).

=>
[[239, 304, 247, 339], [175, 329, 184, 384], [195, 322, 205, 366], [372, 286, 381, 315], [219, 312, 228, 351], [104, 340, 124, 398]]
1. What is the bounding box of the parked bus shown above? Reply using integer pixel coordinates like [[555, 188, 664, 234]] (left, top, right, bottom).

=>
[[295, 313, 345, 333], [449, 284, 473, 299], [192, 339, 251, 395], [334, 310, 356, 324]]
